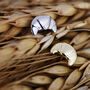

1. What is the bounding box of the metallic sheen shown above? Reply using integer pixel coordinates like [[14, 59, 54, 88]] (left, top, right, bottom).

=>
[[31, 15, 57, 35]]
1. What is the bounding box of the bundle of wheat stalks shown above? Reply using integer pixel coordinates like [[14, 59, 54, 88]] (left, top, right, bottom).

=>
[[0, 0, 90, 90]]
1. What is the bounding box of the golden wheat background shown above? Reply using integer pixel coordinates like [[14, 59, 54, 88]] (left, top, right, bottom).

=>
[[0, 0, 90, 90]]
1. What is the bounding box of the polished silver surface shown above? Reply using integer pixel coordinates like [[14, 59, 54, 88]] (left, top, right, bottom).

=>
[[31, 15, 57, 35]]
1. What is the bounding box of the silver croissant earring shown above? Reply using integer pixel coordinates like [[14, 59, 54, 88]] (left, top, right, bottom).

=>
[[31, 15, 57, 35]]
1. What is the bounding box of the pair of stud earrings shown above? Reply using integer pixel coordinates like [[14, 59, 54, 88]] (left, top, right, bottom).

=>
[[31, 15, 57, 35]]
